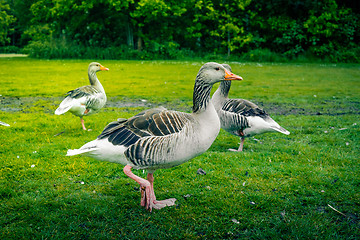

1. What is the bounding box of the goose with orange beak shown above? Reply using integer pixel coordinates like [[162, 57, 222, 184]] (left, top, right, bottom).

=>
[[67, 62, 242, 211], [55, 62, 109, 130]]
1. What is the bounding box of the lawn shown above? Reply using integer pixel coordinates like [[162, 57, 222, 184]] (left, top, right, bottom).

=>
[[0, 57, 359, 239]]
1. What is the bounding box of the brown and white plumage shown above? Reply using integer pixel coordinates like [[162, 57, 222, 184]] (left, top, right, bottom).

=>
[[67, 62, 243, 211], [55, 62, 109, 130], [212, 64, 290, 152]]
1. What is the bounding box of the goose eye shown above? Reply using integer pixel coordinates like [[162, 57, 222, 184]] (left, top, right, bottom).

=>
[[215, 67, 220, 71]]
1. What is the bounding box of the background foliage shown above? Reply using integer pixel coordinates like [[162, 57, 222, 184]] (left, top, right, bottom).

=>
[[1, 0, 360, 61]]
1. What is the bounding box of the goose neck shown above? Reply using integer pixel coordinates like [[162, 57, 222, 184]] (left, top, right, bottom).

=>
[[89, 71, 105, 92], [219, 80, 231, 97], [192, 81, 212, 113]]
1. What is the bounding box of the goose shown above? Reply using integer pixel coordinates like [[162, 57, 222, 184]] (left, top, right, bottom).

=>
[[0, 121, 10, 127], [212, 64, 290, 152], [66, 62, 243, 211], [55, 62, 109, 130]]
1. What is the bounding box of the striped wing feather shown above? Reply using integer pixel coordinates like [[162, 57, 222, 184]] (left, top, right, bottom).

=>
[[222, 99, 268, 118], [98, 107, 190, 148], [66, 85, 99, 99], [67, 85, 105, 112]]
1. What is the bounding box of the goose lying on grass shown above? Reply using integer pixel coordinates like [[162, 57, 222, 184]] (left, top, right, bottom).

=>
[[212, 64, 290, 152], [67, 62, 243, 211], [55, 62, 109, 130]]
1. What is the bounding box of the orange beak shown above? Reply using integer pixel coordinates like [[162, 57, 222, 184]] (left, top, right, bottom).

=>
[[224, 69, 242, 81], [100, 65, 109, 71]]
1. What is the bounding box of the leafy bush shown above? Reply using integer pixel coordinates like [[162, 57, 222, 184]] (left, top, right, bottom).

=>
[[0, 45, 21, 53], [23, 38, 195, 60], [331, 45, 360, 63], [240, 48, 287, 62], [24, 40, 129, 59]]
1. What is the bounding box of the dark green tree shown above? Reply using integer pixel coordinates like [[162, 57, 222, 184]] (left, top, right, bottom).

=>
[[0, 0, 16, 45]]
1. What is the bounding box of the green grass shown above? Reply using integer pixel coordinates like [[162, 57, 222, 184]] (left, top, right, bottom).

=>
[[1, 57, 359, 239]]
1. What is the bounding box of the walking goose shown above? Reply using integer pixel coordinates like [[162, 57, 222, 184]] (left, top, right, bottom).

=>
[[212, 64, 290, 152], [66, 62, 243, 211], [55, 62, 109, 130]]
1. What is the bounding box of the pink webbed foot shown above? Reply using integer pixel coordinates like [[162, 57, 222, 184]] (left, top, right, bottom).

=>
[[124, 165, 176, 212], [228, 137, 245, 152], [151, 198, 177, 210], [145, 172, 176, 210], [228, 148, 242, 152], [141, 185, 176, 210]]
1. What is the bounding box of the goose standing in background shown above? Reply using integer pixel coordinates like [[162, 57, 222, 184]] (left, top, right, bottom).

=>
[[55, 62, 109, 130], [67, 62, 243, 211], [212, 64, 290, 152]]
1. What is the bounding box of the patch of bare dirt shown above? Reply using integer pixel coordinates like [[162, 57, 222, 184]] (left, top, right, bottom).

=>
[[1, 96, 359, 116], [0, 54, 28, 58]]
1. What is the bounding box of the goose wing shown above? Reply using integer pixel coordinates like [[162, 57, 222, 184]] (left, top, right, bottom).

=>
[[66, 85, 97, 98], [67, 85, 104, 108], [222, 98, 290, 136], [60, 85, 106, 110], [222, 99, 268, 118], [55, 85, 105, 115], [97, 107, 191, 148]]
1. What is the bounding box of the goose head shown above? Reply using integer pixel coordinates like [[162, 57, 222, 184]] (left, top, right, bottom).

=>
[[193, 62, 242, 113], [196, 62, 242, 85], [88, 62, 109, 73], [88, 62, 109, 85]]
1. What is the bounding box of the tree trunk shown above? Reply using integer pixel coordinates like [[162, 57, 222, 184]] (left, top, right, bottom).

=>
[[126, 21, 134, 49], [227, 29, 231, 58], [227, 7, 231, 58], [137, 31, 142, 52]]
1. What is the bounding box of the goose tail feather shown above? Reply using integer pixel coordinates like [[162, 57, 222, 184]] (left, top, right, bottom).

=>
[[66, 147, 97, 156], [270, 126, 290, 135], [55, 97, 74, 115], [265, 117, 290, 135], [55, 106, 72, 115]]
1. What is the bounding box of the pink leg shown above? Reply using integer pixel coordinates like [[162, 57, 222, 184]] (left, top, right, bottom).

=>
[[81, 118, 87, 130], [123, 165, 150, 208], [123, 165, 176, 211], [147, 173, 176, 210], [229, 137, 245, 152], [238, 137, 245, 151]]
